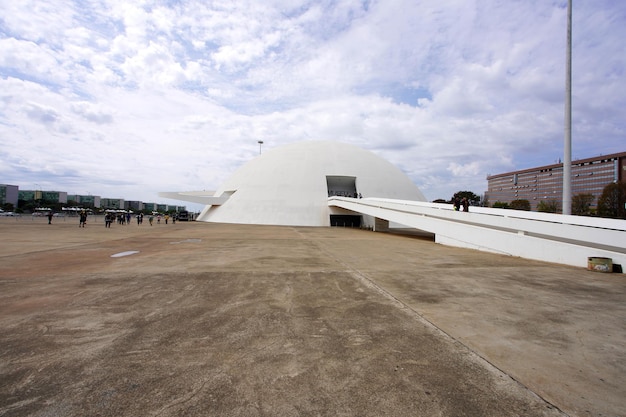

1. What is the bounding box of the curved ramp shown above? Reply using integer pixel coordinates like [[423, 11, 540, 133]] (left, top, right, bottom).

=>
[[329, 197, 626, 271]]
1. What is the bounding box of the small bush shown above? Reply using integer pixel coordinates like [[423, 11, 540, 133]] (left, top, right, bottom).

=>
[[510, 199, 531, 211], [537, 200, 559, 213]]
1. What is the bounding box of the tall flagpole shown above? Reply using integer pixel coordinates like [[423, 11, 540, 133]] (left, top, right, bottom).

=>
[[563, 0, 572, 215]]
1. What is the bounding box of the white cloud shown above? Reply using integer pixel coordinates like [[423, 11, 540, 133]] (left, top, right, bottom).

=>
[[0, 38, 67, 84], [70, 102, 114, 124], [448, 161, 483, 178], [0, 0, 76, 43], [23, 102, 60, 125], [0, 0, 624, 207]]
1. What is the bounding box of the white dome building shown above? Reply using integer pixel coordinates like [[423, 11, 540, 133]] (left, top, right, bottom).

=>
[[159, 141, 426, 226], [163, 141, 426, 227]]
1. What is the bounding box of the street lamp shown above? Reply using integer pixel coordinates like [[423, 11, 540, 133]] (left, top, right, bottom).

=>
[[563, 0, 572, 215], [258, 140, 264, 155]]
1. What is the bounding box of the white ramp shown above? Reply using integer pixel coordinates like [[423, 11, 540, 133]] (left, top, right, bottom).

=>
[[329, 197, 626, 272]]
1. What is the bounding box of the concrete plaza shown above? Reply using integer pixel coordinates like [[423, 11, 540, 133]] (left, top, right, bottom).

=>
[[0, 216, 624, 416]]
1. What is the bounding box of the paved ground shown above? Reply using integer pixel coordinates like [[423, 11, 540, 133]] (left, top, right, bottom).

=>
[[0, 216, 624, 417]]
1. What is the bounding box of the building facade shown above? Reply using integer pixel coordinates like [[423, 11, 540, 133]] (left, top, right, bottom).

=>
[[1, 182, 187, 213], [100, 198, 125, 209], [0, 184, 19, 208], [142, 202, 157, 212], [125, 200, 144, 211], [18, 190, 68, 204], [486, 151, 626, 211], [67, 194, 101, 208]]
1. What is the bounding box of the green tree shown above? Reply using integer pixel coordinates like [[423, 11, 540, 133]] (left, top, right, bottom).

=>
[[18, 199, 36, 212], [571, 193, 594, 216], [510, 199, 531, 211], [537, 200, 559, 213], [597, 182, 626, 219], [492, 201, 510, 209], [452, 191, 481, 206]]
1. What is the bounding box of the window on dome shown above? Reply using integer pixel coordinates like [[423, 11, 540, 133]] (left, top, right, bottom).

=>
[[326, 176, 357, 198]]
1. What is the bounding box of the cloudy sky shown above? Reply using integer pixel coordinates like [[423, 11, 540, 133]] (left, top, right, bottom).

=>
[[1, 0, 624, 210]]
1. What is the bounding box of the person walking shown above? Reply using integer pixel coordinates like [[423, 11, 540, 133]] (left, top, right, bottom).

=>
[[47, 211, 53, 224], [453, 197, 461, 211], [462, 197, 469, 212], [79, 211, 87, 227]]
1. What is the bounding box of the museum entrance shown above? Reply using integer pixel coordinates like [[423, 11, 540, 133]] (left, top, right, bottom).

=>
[[330, 215, 362, 227]]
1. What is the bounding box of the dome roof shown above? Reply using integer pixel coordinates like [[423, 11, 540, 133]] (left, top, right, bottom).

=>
[[197, 141, 426, 226]]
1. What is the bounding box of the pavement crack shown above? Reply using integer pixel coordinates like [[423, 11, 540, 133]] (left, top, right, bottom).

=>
[[298, 228, 570, 417]]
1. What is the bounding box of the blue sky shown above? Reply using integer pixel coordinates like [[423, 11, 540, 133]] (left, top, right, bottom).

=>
[[1, 0, 624, 210]]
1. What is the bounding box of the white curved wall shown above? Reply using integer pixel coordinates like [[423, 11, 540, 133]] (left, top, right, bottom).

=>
[[197, 141, 426, 226]]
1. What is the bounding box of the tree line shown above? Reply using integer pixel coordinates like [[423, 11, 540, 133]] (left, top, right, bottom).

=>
[[437, 182, 626, 219]]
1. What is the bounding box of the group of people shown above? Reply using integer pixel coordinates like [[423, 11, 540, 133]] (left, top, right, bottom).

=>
[[104, 212, 133, 227], [41, 211, 180, 228], [147, 214, 174, 226], [453, 197, 470, 212], [101, 212, 177, 227], [328, 191, 363, 198], [43, 210, 88, 226]]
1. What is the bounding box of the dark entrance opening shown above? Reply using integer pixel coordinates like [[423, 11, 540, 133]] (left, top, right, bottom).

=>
[[327, 176, 357, 198], [330, 215, 361, 227]]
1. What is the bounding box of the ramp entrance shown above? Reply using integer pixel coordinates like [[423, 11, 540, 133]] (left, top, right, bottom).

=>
[[330, 215, 362, 227], [327, 176, 357, 198]]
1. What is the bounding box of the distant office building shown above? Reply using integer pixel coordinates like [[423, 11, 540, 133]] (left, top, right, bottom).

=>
[[100, 198, 125, 209], [0, 184, 19, 207], [18, 190, 68, 204], [43, 191, 68, 203], [125, 200, 144, 211], [6, 182, 175, 213], [67, 194, 101, 208], [18, 190, 38, 202], [486, 151, 626, 211]]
